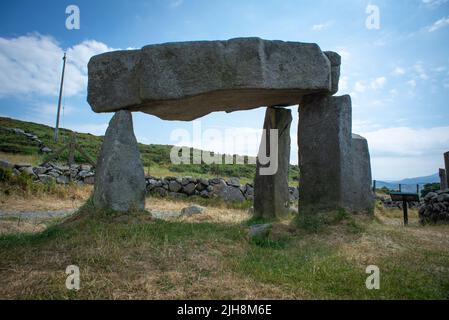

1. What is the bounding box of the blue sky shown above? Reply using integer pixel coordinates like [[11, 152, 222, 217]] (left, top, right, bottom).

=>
[[1, 0, 449, 180]]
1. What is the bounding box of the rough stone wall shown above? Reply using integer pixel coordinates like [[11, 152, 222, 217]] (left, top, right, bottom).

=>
[[146, 176, 300, 203], [419, 190, 449, 224]]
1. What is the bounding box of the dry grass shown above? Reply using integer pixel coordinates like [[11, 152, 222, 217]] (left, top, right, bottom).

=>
[[147, 197, 251, 224], [0, 197, 449, 300], [0, 185, 91, 212], [0, 152, 40, 166]]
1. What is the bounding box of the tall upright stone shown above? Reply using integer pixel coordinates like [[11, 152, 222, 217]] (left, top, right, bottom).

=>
[[254, 107, 292, 218], [298, 95, 352, 214], [439, 168, 447, 190], [445, 152, 449, 190], [350, 134, 374, 212], [93, 110, 146, 212]]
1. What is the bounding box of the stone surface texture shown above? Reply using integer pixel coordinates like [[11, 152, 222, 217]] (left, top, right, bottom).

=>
[[350, 134, 375, 212], [93, 110, 146, 212], [88, 38, 340, 120], [254, 107, 292, 218], [298, 95, 353, 213]]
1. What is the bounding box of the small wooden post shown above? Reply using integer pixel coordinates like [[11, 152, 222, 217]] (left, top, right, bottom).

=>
[[416, 184, 419, 195], [403, 200, 408, 226], [399, 184, 402, 192], [445, 152, 449, 190], [372, 180, 376, 193], [68, 132, 76, 167]]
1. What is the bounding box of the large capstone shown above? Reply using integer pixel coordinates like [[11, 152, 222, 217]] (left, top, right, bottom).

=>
[[88, 37, 340, 121], [93, 110, 146, 212], [298, 95, 352, 214], [254, 107, 292, 218], [349, 134, 374, 212]]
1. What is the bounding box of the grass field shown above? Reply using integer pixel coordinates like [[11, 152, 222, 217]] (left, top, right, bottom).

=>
[[1, 116, 448, 300], [0, 195, 448, 300]]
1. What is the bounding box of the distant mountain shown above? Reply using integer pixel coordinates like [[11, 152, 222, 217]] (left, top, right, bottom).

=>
[[376, 173, 439, 192]]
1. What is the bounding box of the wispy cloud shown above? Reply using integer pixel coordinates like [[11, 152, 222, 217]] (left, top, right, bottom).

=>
[[392, 67, 406, 76], [371, 77, 387, 90], [422, 0, 449, 9], [426, 16, 449, 32], [311, 20, 333, 31], [169, 0, 184, 8], [363, 125, 449, 157]]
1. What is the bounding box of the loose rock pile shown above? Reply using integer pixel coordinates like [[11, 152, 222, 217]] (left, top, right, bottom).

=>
[[376, 194, 420, 209], [146, 176, 300, 203], [0, 159, 95, 185], [1, 126, 52, 154], [419, 190, 449, 224]]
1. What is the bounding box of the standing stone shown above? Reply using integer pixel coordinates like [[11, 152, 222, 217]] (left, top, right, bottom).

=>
[[350, 134, 374, 212], [439, 168, 447, 190], [298, 95, 352, 214], [445, 152, 449, 190], [93, 110, 145, 212], [254, 107, 292, 218]]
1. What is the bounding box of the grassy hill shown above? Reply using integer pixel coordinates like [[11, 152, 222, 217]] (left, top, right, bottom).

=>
[[0, 117, 299, 184]]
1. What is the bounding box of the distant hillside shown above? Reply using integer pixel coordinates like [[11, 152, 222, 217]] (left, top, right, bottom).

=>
[[376, 173, 439, 192], [0, 116, 299, 182]]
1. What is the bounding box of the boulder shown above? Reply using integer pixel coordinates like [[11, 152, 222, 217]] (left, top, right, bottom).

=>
[[249, 224, 272, 240], [181, 205, 205, 216], [182, 182, 196, 195], [227, 177, 241, 187], [93, 110, 146, 212], [218, 185, 245, 202], [168, 180, 182, 192], [41, 147, 52, 153], [56, 175, 69, 184], [88, 38, 339, 120], [34, 166, 48, 175], [18, 166, 35, 177], [38, 174, 55, 184], [0, 160, 13, 170]]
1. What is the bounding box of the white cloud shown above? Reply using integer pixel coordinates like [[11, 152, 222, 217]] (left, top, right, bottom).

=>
[[68, 122, 109, 136], [392, 67, 406, 76], [353, 81, 366, 93], [426, 16, 449, 32], [414, 63, 429, 80], [422, 0, 449, 9], [371, 77, 387, 90], [169, 0, 184, 8], [0, 33, 116, 98], [407, 79, 417, 87], [312, 21, 333, 31], [362, 126, 449, 157]]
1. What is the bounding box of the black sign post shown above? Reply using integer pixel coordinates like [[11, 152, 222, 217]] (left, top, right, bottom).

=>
[[390, 192, 420, 226]]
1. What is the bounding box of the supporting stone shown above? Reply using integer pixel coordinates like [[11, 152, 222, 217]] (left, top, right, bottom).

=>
[[93, 110, 146, 212], [350, 134, 375, 212], [254, 107, 292, 219], [439, 168, 447, 190], [298, 95, 352, 214], [445, 152, 449, 190]]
